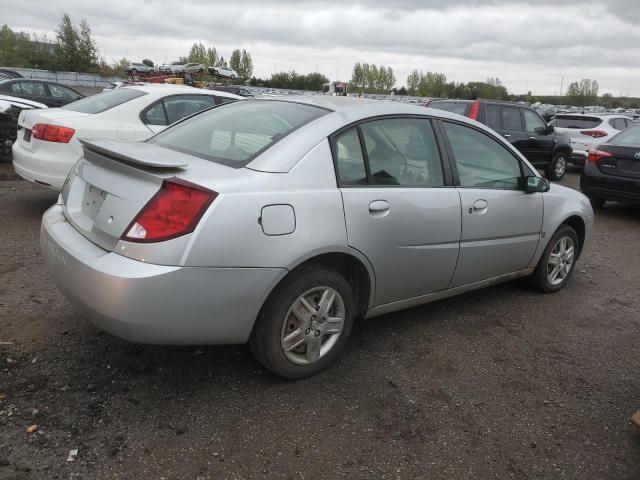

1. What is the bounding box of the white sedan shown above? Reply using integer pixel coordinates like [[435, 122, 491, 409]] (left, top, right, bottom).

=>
[[12, 84, 241, 191]]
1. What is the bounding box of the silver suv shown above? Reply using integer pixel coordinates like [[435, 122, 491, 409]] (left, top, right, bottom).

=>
[[41, 98, 593, 378]]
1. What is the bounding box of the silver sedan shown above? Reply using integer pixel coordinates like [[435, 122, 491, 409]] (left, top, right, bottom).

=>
[[41, 97, 593, 378]]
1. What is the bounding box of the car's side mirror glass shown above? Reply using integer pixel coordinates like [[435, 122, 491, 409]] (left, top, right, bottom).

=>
[[545, 124, 555, 134], [534, 126, 545, 135], [525, 176, 550, 193]]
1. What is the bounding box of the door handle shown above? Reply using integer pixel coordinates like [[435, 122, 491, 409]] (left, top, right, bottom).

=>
[[529, 136, 536, 140], [470, 199, 488, 214], [503, 134, 511, 138], [369, 200, 390, 217]]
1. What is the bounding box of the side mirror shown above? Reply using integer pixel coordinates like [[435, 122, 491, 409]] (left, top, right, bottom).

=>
[[525, 176, 550, 193], [545, 124, 555, 134]]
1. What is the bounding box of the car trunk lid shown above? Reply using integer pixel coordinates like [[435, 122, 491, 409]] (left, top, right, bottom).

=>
[[17, 108, 91, 152], [61, 140, 191, 251], [594, 145, 640, 179]]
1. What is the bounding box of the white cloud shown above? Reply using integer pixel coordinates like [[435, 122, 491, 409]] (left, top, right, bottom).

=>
[[3, 0, 640, 95]]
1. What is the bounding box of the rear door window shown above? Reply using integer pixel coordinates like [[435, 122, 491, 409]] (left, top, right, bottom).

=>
[[164, 95, 216, 124], [611, 118, 627, 130], [501, 107, 523, 131], [48, 84, 80, 99], [334, 128, 367, 185], [359, 118, 444, 187]]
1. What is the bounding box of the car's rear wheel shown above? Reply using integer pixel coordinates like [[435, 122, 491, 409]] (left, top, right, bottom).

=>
[[250, 266, 355, 379], [531, 225, 579, 293], [546, 153, 568, 181]]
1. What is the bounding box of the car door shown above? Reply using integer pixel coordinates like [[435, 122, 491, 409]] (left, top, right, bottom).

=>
[[440, 120, 543, 287], [522, 108, 554, 166], [335, 117, 462, 307], [499, 105, 529, 157]]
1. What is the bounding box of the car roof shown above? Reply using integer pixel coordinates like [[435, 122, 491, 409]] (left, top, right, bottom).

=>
[[124, 84, 242, 99], [247, 96, 520, 173]]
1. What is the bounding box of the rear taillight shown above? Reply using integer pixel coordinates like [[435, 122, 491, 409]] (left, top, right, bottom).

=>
[[587, 149, 614, 163], [31, 123, 75, 143], [467, 100, 480, 120], [580, 130, 608, 138], [123, 178, 217, 243]]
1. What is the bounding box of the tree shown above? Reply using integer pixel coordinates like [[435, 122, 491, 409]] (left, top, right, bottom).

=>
[[565, 78, 599, 106], [386, 66, 396, 92], [351, 62, 364, 94], [142, 58, 154, 68], [187, 42, 207, 65], [55, 13, 80, 70], [0, 25, 18, 66], [240, 49, 253, 79], [55, 13, 98, 72], [205, 47, 218, 68], [406, 70, 420, 95], [77, 18, 98, 71], [229, 49, 242, 75]]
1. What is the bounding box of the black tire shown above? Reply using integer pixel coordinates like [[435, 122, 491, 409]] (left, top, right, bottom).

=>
[[546, 153, 568, 181], [531, 225, 579, 293], [586, 194, 606, 209], [130, 69, 137, 74], [249, 265, 355, 379], [0, 120, 16, 162], [230, 74, 236, 79]]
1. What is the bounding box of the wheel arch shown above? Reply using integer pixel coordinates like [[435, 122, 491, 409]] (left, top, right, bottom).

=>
[[275, 249, 375, 321], [561, 215, 586, 257]]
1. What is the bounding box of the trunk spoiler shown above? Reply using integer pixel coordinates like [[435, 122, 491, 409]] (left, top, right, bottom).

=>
[[80, 139, 189, 168]]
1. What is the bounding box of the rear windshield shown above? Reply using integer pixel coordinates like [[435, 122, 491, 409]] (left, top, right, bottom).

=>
[[64, 88, 147, 114], [610, 125, 640, 145], [553, 116, 601, 129], [429, 101, 469, 116], [149, 100, 329, 167]]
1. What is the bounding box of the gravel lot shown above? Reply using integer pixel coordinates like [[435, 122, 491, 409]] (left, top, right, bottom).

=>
[[1, 165, 639, 479]]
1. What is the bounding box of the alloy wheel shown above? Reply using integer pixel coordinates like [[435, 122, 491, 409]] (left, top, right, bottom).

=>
[[547, 236, 575, 286], [554, 156, 567, 178], [280, 286, 345, 365]]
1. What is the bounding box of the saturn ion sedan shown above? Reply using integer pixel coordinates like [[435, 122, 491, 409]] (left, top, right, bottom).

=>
[[41, 97, 593, 378]]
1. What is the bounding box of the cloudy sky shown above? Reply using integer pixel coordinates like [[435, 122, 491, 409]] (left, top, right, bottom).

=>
[[4, 0, 640, 95]]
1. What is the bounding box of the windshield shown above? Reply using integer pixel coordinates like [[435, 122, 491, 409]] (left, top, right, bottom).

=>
[[64, 88, 146, 114], [610, 126, 640, 145], [149, 100, 329, 167]]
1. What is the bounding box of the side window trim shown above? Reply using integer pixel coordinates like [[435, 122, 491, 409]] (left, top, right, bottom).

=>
[[438, 119, 527, 190], [329, 115, 452, 188], [140, 98, 168, 126]]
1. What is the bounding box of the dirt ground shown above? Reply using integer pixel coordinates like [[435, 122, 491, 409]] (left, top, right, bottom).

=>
[[1, 164, 639, 479]]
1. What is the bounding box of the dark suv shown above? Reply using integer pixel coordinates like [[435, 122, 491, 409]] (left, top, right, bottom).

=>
[[427, 99, 572, 180]]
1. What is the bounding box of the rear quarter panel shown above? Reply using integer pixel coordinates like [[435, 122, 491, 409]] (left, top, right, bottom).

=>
[[182, 140, 350, 269]]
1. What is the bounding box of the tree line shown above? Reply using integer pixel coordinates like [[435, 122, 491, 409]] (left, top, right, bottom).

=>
[[350, 63, 396, 94]]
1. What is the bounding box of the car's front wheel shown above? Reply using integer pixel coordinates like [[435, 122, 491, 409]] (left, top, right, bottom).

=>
[[531, 225, 579, 293], [250, 266, 355, 379], [546, 153, 568, 181]]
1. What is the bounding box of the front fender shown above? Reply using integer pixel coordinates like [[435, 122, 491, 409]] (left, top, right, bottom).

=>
[[529, 184, 594, 267]]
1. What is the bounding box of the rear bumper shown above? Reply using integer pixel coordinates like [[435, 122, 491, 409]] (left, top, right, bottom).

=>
[[571, 150, 588, 164], [12, 142, 72, 191], [41, 204, 286, 345], [580, 163, 640, 204]]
